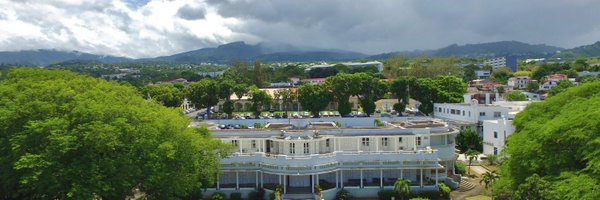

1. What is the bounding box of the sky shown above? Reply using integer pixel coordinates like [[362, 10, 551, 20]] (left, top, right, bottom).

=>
[[1, 0, 599, 58]]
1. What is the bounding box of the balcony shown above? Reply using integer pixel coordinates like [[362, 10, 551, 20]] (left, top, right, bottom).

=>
[[221, 150, 444, 174]]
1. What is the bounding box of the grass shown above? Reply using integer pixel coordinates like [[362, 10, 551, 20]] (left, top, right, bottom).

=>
[[466, 195, 492, 200]]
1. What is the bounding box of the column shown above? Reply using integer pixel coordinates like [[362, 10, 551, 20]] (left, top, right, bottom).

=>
[[216, 174, 220, 190], [316, 174, 320, 186], [283, 175, 287, 194], [341, 170, 344, 188], [256, 171, 259, 188], [380, 169, 383, 188], [261, 172, 264, 188], [445, 161, 449, 175], [236, 172, 240, 190], [400, 169, 403, 179], [316, 141, 319, 154], [311, 175, 315, 193], [375, 137, 379, 152], [445, 135, 448, 145], [435, 168, 439, 185], [336, 171, 339, 188], [420, 169, 423, 188], [279, 175, 282, 185], [239, 140, 243, 153], [360, 169, 363, 188]]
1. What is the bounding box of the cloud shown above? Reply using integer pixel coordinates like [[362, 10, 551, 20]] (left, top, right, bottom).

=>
[[177, 3, 206, 20], [0, 0, 599, 57]]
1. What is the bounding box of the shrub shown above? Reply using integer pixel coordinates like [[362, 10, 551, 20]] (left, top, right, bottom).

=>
[[254, 123, 264, 128], [455, 162, 467, 175], [335, 189, 352, 200], [410, 190, 440, 199], [248, 191, 258, 200], [230, 192, 242, 200], [374, 119, 385, 127], [438, 183, 451, 198], [268, 192, 276, 200], [378, 189, 399, 200], [486, 154, 499, 165], [211, 192, 226, 200]]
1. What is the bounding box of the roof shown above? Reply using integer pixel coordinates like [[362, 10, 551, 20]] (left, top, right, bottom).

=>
[[547, 74, 568, 79]]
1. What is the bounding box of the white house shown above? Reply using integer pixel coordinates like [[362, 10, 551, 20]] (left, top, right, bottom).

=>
[[475, 70, 491, 79], [201, 118, 460, 199], [539, 74, 577, 91], [507, 76, 530, 89], [482, 118, 515, 156]]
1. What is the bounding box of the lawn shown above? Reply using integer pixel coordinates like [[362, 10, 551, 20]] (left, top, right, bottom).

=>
[[466, 195, 492, 200]]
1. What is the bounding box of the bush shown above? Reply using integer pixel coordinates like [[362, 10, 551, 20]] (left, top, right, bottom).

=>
[[410, 190, 440, 199], [230, 192, 242, 200], [438, 183, 451, 198], [254, 123, 264, 128], [211, 192, 226, 200], [268, 192, 276, 200], [455, 162, 467, 175], [378, 189, 399, 200], [374, 119, 385, 127], [335, 189, 352, 200]]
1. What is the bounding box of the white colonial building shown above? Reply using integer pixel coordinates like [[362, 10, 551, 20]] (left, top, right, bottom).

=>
[[203, 118, 459, 199]]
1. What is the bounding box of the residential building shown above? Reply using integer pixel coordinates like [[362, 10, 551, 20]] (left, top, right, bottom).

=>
[[483, 56, 517, 71], [521, 91, 541, 101], [482, 118, 514, 155], [202, 118, 459, 199], [539, 74, 577, 91], [507, 76, 530, 89], [475, 70, 491, 79], [305, 61, 384, 72]]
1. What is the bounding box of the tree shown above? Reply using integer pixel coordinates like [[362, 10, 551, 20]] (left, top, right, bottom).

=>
[[491, 67, 514, 84], [526, 81, 539, 92], [248, 87, 273, 117], [465, 149, 480, 175], [325, 73, 361, 116], [0, 69, 229, 199], [385, 55, 409, 78], [514, 174, 553, 200], [480, 171, 500, 199], [234, 83, 249, 101], [548, 79, 575, 96], [141, 83, 184, 107], [496, 81, 600, 200], [297, 84, 332, 117], [276, 88, 293, 115], [218, 80, 236, 118], [496, 86, 505, 96], [253, 60, 267, 87], [463, 64, 479, 82], [393, 178, 412, 200], [456, 128, 483, 153], [391, 77, 413, 116], [506, 91, 528, 101], [186, 79, 220, 119], [355, 73, 388, 116]]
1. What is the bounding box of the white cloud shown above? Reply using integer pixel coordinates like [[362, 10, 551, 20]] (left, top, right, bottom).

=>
[[0, 0, 248, 58]]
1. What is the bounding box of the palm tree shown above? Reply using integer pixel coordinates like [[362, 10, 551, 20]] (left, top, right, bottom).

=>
[[465, 149, 480, 175], [480, 171, 500, 199], [393, 178, 412, 200]]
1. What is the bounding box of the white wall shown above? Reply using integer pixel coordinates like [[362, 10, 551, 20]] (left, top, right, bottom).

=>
[[482, 119, 515, 155]]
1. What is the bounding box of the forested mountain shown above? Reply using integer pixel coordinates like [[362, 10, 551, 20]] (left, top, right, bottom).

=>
[[0, 49, 131, 66], [554, 41, 600, 58]]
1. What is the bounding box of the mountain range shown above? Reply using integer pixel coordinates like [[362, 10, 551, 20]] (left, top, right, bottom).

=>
[[0, 41, 598, 66]]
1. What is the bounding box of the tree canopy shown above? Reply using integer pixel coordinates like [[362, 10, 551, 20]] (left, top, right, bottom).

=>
[[0, 68, 228, 199], [495, 81, 600, 200], [141, 83, 184, 107], [506, 91, 528, 101], [297, 83, 332, 117]]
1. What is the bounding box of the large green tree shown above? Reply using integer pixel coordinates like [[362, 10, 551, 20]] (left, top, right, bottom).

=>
[[297, 84, 332, 117], [456, 128, 483, 153], [355, 73, 388, 116], [495, 81, 600, 200], [0, 69, 228, 199], [506, 91, 528, 101], [186, 79, 220, 118], [548, 79, 575, 97], [325, 73, 361, 116], [141, 83, 185, 107], [248, 87, 273, 117]]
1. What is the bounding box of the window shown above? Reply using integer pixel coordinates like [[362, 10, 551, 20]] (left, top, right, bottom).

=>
[[303, 143, 309, 154], [469, 111, 471, 117], [494, 112, 501, 117], [289, 143, 295, 154], [325, 139, 330, 147], [382, 138, 388, 146], [416, 137, 421, 146], [399, 137, 403, 143], [362, 138, 370, 146], [231, 140, 238, 147], [251, 140, 256, 148], [450, 109, 455, 114], [462, 110, 465, 116], [494, 131, 498, 138], [480, 112, 486, 116], [493, 147, 498, 155], [438, 107, 442, 112]]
